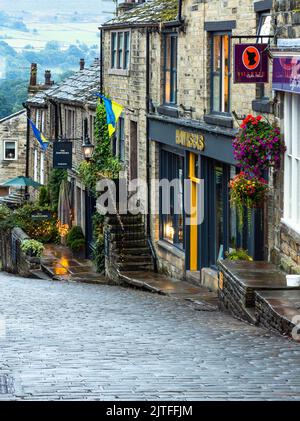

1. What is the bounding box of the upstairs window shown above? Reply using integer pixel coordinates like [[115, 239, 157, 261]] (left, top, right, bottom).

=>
[[164, 33, 177, 105], [211, 33, 231, 114], [3, 140, 17, 160], [111, 31, 130, 70]]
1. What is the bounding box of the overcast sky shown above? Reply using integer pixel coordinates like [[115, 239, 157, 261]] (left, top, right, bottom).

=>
[[0, 0, 115, 15]]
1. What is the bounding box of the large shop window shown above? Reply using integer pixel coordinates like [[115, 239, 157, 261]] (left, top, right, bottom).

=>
[[283, 93, 300, 233], [211, 33, 230, 114], [163, 33, 177, 105], [160, 149, 184, 248], [111, 31, 130, 70]]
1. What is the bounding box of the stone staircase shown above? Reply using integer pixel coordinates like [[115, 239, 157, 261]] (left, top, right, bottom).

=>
[[105, 213, 154, 279]]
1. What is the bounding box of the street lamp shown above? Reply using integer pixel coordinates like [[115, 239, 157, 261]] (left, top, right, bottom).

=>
[[82, 136, 94, 161]]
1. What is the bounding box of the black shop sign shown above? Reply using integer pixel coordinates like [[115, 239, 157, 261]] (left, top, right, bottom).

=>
[[53, 141, 72, 169]]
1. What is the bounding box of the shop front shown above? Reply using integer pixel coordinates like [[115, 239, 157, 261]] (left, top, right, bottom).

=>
[[149, 116, 264, 275]]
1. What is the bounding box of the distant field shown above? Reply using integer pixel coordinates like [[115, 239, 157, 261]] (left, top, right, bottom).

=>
[[0, 22, 102, 50]]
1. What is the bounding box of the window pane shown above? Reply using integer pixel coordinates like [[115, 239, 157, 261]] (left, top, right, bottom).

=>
[[165, 70, 171, 103], [223, 35, 229, 113], [124, 32, 130, 69], [111, 33, 117, 68], [5, 142, 16, 159], [165, 36, 171, 70], [118, 33, 124, 69]]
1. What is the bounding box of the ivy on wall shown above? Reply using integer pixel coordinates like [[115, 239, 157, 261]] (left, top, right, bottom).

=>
[[78, 101, 121, 196]]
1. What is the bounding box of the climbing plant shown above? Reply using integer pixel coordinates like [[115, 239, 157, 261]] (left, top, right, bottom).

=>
[[78, 101, 121, 196]]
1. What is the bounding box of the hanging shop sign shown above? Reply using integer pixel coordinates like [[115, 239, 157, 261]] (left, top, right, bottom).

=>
[[234, 44, 269, 83], [175, 130, 205, 152], [53, 141, 73, 169], [31, 210, 52, 221], [272, 56, 300, 94]]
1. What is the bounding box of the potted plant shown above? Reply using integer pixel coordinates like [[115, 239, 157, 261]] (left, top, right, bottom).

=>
[[66, 226, 86, 259], [21, 239, 45, 258], [233, 114, 286, 177], [225, 248, 253, 262]]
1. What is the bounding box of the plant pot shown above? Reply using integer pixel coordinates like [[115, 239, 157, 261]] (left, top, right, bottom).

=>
[[286, 275, 300, 287]]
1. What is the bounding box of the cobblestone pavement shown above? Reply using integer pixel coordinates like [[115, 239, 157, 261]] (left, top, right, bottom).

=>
[[0, 272, 300, 401]]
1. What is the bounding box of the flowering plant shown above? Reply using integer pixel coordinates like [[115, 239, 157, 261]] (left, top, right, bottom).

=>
[[232, 114, 286, 177], [230, 172, 268, 226]]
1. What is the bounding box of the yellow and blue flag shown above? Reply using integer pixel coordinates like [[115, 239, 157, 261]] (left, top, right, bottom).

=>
[[95, 93, 124, 137], [28, 118, 49, 151]]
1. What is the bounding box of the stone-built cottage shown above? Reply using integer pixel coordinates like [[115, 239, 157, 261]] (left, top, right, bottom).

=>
[[0, 110, 27, 196], [26, 59, 100, 242], [101, 0, 274, 285]]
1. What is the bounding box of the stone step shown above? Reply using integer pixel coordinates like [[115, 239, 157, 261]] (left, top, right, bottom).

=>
[[108, 223, 145, 233], [30, 269, 52, 281], [112, 246, 151, 255], [106, 214, 144, 225], [112, 253, 153, 263], [117, 261, 153, 272], [113, 238, 148, 248]]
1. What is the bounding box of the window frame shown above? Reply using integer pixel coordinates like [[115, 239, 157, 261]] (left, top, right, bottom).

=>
[[210, 31, 231, 116], [3, 139, 17, 161], [110, 30, 131, 73], [163, 32, 178, 106], [256, 11, 272, 100], [282, 93, 300, 234], [159, 147, 185, 250]]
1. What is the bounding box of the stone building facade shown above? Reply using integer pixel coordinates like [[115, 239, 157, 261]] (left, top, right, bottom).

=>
[[0, 110, 27, 196], [102, 0, 275, 283], [26, 60, 100, 239], [267, 0, 300, 274]]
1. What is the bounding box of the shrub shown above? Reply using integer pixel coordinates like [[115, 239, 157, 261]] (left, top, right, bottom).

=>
[[38, 186, 50, 207], [92, 235, 105, 273], [226, 248, 253, 262], [69, 238, 86, 253], [66, 225, 85, 247], [0, 204, 12, 222], [47, 169, 67, 212], [13, 204, 59, 243], [21, 239, 44, 257]]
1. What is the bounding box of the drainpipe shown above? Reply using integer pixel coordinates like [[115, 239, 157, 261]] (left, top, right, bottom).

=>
[[100, 28, 104, 95], [22, 102, 31, 198], [146, 28, 158, 273]]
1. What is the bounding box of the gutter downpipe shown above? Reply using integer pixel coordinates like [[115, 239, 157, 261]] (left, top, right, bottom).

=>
[[145, 26, 158, 273], [22, 102, 31, 198]]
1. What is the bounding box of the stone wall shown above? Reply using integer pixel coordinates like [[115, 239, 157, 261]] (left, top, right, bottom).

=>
[[0, 227, 41, 277], [0, 110, 27, 187], [267, 2, 300, 273]]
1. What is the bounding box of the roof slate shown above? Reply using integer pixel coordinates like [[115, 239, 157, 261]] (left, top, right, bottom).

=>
[[103, 0, 178, 26], [27, 59, 100, 108]]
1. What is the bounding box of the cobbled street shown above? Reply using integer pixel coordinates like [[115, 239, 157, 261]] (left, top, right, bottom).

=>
[[0, 272, 300, 401]]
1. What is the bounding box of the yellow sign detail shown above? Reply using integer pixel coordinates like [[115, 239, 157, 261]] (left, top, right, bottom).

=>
[[176, 130, 205, 151]]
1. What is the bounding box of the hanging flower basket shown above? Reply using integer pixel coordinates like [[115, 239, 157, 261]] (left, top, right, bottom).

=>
[[232, 115, 286, 177], [230, 172, 268, 227]]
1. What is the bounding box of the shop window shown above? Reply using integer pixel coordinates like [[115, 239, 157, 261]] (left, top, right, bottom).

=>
[[160, 149, 184, 249], [3, 140, 17, 160], [283, 93, 300, 233], [211, 33, 231, 114], [111, 31, 130, 70], [163, 33, 177, 105]]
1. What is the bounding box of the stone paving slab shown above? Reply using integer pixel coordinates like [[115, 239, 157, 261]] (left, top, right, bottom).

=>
[[0, 272, 300, 400]]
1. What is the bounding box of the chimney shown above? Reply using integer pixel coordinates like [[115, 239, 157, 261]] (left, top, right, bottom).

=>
[[29, 63, 37, 86], [44, 70, 52, 86], [80, 58, 85, 70], [117, 0, 138, 16]]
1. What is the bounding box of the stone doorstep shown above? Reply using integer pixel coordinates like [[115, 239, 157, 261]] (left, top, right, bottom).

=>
[[119, 271, 218, 310]]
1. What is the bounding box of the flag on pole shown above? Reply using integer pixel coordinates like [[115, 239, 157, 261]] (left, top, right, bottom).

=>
[[94, 93, 124, 137], [28, 118, 49, 151]]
